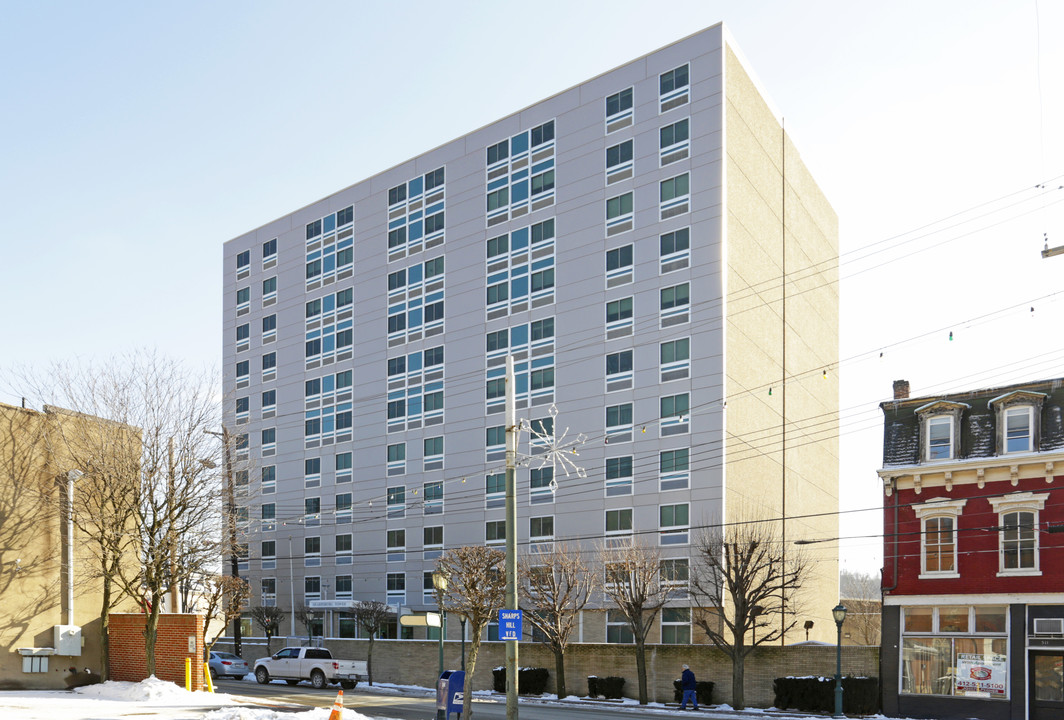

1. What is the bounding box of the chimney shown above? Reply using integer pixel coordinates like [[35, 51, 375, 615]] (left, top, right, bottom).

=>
[[893, 380, 910, 400]]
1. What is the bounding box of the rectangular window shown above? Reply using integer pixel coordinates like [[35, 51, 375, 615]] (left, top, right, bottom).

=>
[[486, 472, 505, 509], [659, 64, 690, 113], [606, 297, 633, 323], [606, 350, 633, 376], [261, 465, 275, 494], [262, 276, 277, 296], [606, 609, 634, 643], [424, 526, 443, 559], [605, 139, 634, 183], [236, 250, 250, 270], [606, 192, 633, 220], [336, 534, 353, 563], [660, 503, 690, 544], [486, 426, 505, 448], [386, 573, 405, 605], [660, 118, 689, 149], [605, 87, 634, 133], [236, 323, 250, 344], [336, 288, 352, 307], [425, 256, 444, 279], [900, 606, 1008, 698], [261, 352, 276, 370], [262, 314, 277, 337], [387, 486, 405, 519], [486, 520, 506, 545], [335, 492, 352, 523], [661, 607, 691, 644], [1002, 510, 1037, 570], [606, 456, 633, 496], [924, 516, 956, 574], [659, 448, 690, 491], [424, 436, 443, 470], [531, 317, 554, 341], [660, 558, 690, 590], [606, 245, 633, 273], [606, 403, 633, 441], [606, 87, 633, 117], [660, 227, 690, 257], [530, 466, 554, 505], [306, 298, 322, 318], [304, 536, 321, 567], [661, 393, 689, 419], [387, 529, 406, 562], [262, 238, 277, 259], [928, 416, 953, 460], [659, 173, 690, 218], [605, 508, 633, 542], [1005, 406, 1032, 453], [424, 481, 443, 515]]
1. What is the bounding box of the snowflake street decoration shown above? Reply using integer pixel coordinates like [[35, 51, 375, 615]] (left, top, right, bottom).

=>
[[520, 404, 587, 493]]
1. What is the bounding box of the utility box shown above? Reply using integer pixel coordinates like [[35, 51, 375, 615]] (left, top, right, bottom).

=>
[[54, 625, 82, 656]]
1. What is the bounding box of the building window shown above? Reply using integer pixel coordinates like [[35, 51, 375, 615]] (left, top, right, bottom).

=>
[[605, 140, 634, 183], [914, 498, 967, 579], [660, 227, 691, 273], [605, 456, 633, 496], [387, 443, 406, 475], [424, 525, 443, 560], [606, 297, 634, 338], [927, 416, 952, 460], [989, 492, 1047, 575], [336, 534, 352, 564], [901, 606, 1007, 698], [660, 337, 690, 382], [424, 481, 443, 515], [661, 607, 691, 644], [1005, 406, 1033, 453], [262, 238, 277, 260], [660, 503, 689, 545], [659, 173, 690, 218], [530, 466, 554, 505], [659, 118, 690, 165], [660, 558, 689, 593], [424, 436, 443, 470], [305, 458, 321, 488], [304, 537, 321, 567], [387, 529, 406, 562], [386, 573, 405, 605], [236, 250, 251, 272], [606, 402, 633, 442], [261, 503, 275, 532], [486, 472, 505, 509], [261, 465, 275, 494], [486, 520, 506, 546], [606, 609, 634, 643], [605, 508, 633, 545], [387, 486, 405, 519], [529, 516, 554, 553], [660, 282, 690, 327], [605, 87, 634, 133], [335, 493, 352, 524], [606, 192, 634, 235], [659, 63, 690, 113], [236, 323, 250, 351], [659, 448, 690, 491]]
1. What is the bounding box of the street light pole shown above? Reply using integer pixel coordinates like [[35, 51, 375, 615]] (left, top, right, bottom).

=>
[[432, 570, 449, 720], [832, 603, 848, 718], [504, 355, 519, 720]]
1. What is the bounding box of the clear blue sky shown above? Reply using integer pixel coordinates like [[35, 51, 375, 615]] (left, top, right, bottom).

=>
[[3, 0, 1063, 575]]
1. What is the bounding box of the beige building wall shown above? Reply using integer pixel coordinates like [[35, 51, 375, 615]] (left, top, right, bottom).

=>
[[722, 44, 840, 643], [0, 403, 140, 689]]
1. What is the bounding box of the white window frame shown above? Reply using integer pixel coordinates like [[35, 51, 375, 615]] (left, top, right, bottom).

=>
[[1004, 405, 1034, 454], [988, 492, 1047, 577], [925, 415, 953, 461], [914, 498, 966, 579]]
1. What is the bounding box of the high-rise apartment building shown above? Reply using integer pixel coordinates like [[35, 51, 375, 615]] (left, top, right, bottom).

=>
[[223, 23, 840, 644]]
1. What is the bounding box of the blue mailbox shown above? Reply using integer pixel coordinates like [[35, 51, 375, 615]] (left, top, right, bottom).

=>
[[436, 670, 465, 719]]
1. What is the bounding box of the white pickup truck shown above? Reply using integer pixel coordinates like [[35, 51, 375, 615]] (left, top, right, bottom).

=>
[[253, 647, 366, 690]]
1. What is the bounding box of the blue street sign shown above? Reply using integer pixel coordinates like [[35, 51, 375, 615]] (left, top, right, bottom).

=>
[[499, 609, 522, 641]]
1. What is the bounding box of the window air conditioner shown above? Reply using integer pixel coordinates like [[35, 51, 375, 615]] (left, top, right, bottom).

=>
[[1034, 618, 1064, 635]]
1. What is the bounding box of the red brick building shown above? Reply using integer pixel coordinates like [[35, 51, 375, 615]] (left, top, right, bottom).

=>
[[878, 378, 1064, 720]]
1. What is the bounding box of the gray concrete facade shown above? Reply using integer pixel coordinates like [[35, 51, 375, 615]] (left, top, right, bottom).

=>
[[222, 24, 836, 643]]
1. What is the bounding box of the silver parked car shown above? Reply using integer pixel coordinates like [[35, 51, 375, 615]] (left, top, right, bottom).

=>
[[208, 651, 249, 681]]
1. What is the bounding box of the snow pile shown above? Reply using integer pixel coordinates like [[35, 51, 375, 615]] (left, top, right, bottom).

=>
[[75, 675, 222, 703]]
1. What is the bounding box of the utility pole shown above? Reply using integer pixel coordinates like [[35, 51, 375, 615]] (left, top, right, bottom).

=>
[[504, 355, 519, 720], [207, 427, 241, 656]]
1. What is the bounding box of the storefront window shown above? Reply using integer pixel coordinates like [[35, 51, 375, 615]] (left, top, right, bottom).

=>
[[901, 606, 1008, 699]]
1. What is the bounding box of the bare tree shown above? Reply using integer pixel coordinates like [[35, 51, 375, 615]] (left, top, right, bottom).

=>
[[18, 352, 227, 676], [840, 570, 881, 646], [250, 605, 286, 653], [598, 540, 670, 705], [353, 599, 390, 686], [518, 544, 597, 699], [435, 546, 506, 720], [199, 574, 251, 654], [689, 520, 812, 709]]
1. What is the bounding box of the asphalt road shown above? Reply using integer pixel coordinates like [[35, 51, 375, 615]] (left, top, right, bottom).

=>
[[212, 678, 690, 720]]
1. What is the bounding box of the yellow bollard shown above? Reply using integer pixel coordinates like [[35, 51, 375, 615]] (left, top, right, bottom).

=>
[[185, 657, 191, 691], [204, 662, 215, 693]]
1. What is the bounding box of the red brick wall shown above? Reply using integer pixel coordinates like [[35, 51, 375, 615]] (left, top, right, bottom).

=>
[[109, 614, 205, 690], [883, 476, 1064, 597]]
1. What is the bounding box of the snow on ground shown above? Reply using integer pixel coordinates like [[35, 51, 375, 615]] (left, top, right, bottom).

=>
[[0, 677, 380, 720], [0, 676, 923, 720]]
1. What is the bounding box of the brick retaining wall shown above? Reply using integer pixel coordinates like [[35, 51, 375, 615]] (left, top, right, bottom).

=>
[[222, 637, 877, 708], [109, 614, 204, 690]]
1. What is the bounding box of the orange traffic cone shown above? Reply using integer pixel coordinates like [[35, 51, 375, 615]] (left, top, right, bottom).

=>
[[327, 689, 344, 720]]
